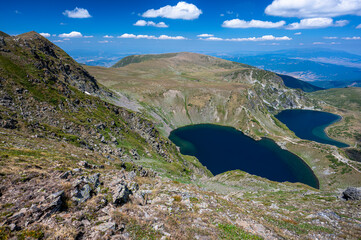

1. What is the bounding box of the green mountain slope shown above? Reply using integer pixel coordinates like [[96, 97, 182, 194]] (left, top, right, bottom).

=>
[[1, 32, 361, 239], [309, 87, 361, 111], [0, 31, 209, 176]]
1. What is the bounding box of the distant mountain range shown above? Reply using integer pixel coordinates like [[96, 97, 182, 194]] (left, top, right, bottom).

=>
[[218, 48, 361, 89], [73, 48, 361, 89]]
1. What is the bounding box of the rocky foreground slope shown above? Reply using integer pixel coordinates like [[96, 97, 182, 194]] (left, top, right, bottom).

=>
[[0, 31, 361, 239]]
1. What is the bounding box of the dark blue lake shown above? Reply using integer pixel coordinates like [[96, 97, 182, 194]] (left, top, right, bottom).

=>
[[275, 109, 349, 148], [169, 124, 319, 189]]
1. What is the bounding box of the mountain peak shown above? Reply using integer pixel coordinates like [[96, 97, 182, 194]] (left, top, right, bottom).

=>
[[112, 52, 250, 69], [17, 31, 46, 40]]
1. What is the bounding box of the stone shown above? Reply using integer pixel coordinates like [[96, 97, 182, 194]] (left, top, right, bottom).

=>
[[130, 149, 139, 160], [73, 184, 92, 203], [112, 183, 131, 206], [133, 190, 152, 206], [0, 119, 17, 129], [60, 170, 72, 179], [111, 137, 118, 145], [94, 221, 117, 232], [128, 182, 139, 193], [127, 171, 136, 180], [48, 196, 64, 211], [9, 223, 20, 231], [87, 173, 101, 189], [10, 208, 27, 221], [342, 187, 361, 200], [78, 161, 104, 169], [79, 161, 91, 169], [15, 88, 24, 94], [317, 211, 341, 222], [42, 191, 66, 218], [101, 135, 107, 143]]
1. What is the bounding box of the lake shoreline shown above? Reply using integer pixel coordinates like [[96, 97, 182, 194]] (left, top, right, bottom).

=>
[[169, 124, 319, 189], [275, 109, 349, 148]]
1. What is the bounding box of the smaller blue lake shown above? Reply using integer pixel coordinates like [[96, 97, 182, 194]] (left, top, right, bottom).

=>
[[169, 124, 319, 189], [275, 110, 349, 148]]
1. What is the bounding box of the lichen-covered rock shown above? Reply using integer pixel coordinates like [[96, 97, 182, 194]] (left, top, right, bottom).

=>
[[87, 173, 101, 189], [72, 183, 92, 203], [342, 187, 361, 200], [112, 183, 131, 206]]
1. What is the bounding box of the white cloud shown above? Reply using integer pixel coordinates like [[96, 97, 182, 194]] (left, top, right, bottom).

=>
[[357, 24, 361, 29], [103, 35, 114, 38], [335, 20, 349, 27], [39, 33, 50, 37], [158, 35, 186, 40], [287, 18, 348, 29], [331, 42, 341, 44], [203, 37, 224, 41], [117, 33, 186, 40], [53, 40, 64, 43], [83, 35, 93, 38], [142, 1, 202, 20], [313, 42, 325, 45], [133, 20, 169, 28], [98, 40, 109, 43], [197, 34, 214, 37], [63, 7, 91, 18], [324, 36, 338, 39], [118, 34, 137, 38], [265, 0, 361, 18], [201, 35, 292, 42], [222, 19, 286, 28], [59, 31, 83, 38], [260, 42, 280, 46], [342, 36, 361, 40], [15, 10, 21, 14], [294, 32, 302, 35]]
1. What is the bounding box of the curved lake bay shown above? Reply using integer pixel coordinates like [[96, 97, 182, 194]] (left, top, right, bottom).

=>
[[275, 109, 349, 148], [169, 124, 319, 189]]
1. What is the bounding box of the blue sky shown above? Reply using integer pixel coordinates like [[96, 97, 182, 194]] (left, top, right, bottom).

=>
[[1, 0, 361, 56]]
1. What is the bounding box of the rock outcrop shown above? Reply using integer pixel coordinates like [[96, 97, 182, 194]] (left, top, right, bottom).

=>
[[342, 187, 361, 200]]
